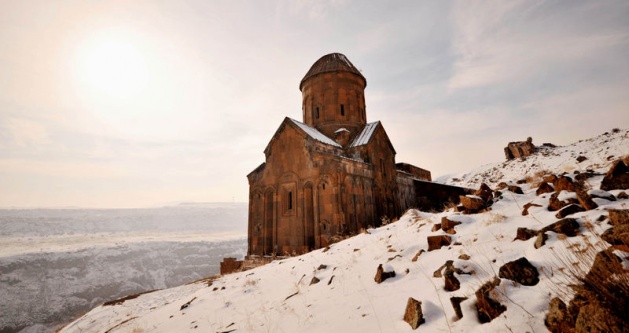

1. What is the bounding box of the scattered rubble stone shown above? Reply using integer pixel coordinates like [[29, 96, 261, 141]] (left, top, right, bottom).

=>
[[548, 192, 570, 211], [317, 264, 328, 270], [588, 190, 615, 201], [522, 202, 542, 216], [498, 257, 540, 286], [536, 182, 555, 196], [576, 190, 598, 210], [427, 235, 452, 251], [618, 191, 629, 199], [474, 183, 494, 201], [450, 297, 468, 320], [541, 218, 581, 237], [601, 224, 629, 246], [534, 232, 548, 249], [576, 156, 588, 163], [411, 249, 425, 262], [543, 174, 558, 183], [555, 204, 585, 218], [608, 209, 629, 226], [553, 176, 577, 193], [441, 216, 462, 232], [514, 227, 538, 241], [545, 297, 569, 333], [601, 159, 629, 191], [475, 277, 506, 323], [403, 297, 425, 329], [433, 260, 454, 278], [309, 277, 320, 285], [460, 195, 486, 211], [458, 254, 471, 260], [374, 264, 396, 284], [431, 223, 442, 232]]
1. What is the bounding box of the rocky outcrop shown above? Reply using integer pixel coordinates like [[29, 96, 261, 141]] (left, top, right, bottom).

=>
[[504, 137, 536, 160]]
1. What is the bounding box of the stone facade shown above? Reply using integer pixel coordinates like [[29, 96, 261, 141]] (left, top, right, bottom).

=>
[[247, 53, 433, 257]]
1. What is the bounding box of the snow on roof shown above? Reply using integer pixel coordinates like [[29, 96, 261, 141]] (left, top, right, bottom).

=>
[[349, 122, 379, 147], [334, 128, 350, 133], [288, 118, 341, 147]]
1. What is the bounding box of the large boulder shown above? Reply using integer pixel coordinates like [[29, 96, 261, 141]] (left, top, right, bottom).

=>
[[498, 257, 540, 286], [601, 159, 629, 191], [545, 297, 570, 333], [608, 209, 629, 226], [574, 301, 627, 333], [601, 224, 629, 246], [504, 137, 536, 160]]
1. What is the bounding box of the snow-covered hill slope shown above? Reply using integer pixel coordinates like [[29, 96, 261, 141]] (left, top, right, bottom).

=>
[[438, 129, 629, 188], [60, 130, 629, 333]]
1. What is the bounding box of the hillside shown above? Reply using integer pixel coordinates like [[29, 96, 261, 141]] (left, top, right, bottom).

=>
[[59, 129, 629, 333]]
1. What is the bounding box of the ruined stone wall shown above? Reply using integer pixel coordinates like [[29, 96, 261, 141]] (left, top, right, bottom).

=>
[[504, 137, 537, 160], [396, 163, 432, 181]]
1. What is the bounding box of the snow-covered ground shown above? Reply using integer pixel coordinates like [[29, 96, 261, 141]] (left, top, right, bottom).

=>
[[58, 130, 629, 333], [0, 203, 247, 333]]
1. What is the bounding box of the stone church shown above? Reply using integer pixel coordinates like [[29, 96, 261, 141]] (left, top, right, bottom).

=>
[[247, 53, 437, 257]]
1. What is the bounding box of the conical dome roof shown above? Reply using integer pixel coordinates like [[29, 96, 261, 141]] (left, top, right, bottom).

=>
[[299, 53, 366, 90]]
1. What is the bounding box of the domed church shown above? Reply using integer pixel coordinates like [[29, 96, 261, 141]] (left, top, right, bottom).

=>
[[247, 53, 437, 257]]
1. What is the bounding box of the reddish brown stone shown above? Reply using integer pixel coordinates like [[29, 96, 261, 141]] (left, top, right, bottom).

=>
[[536, 182, 555, 196], [460, 195, 486, 211], [555, 204, 585, 218], [504, 137, 536, 160], [601, 159, 629, 191], [475, 277, 506, 323], [553, 176, 577, 193], [374, 264, 396, 284], [427, 235, 452, 251], [403, 297, 425, 329], [522, 202, 542, 216], [515, 227, 538, 241], [608, 209, 629, 226], [474, 183, 494, 201], [441, 216, 462, 231], [542, 218, 581, 237]]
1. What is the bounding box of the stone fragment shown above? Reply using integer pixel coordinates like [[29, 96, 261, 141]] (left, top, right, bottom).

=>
[[431, 223, 442, 232], [444, 268, 461, 292], [498, 257, 540, 286], [588, 190, 615, 201], [535, 232, 548, 249], [536, 182, 555, 196], [374, 264, 396, 284], [411, 249, 425, 262], [450, 297, 468, 320], [541, 218, 581, 237], [555, 204, 585, 218], [608, 209, 629, 226], [600, 159, 629, 191], [441, 216, 462, 232], [601, 224, 629, 246], [553, 176, 577, 193], [576, 190, 598, 211], [460, 195, 486, 211], [309, 277, 320, 285], [474, 183, 494, 201], [403, 297, 425, 329], [475, 277, 506, 323], [458, 253, 470, 260], [522, 202, 542, 216], [576, 156, 588, 163], [545, 297, 569, 333], [427, 235, 452, 251], [514, 227, 538, 241], [618, 191, 629, 199], [506, 184, 524, 194], [543, 174, 558, 183], [548, 192, 569, 211]]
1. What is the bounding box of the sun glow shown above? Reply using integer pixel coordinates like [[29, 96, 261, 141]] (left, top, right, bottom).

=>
[[76, 31, 149, 100]]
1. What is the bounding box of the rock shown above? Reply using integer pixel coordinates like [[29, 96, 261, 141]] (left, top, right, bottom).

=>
[[548, 192, 569, 211], [504, 138, 537, 160], [600, 159, 629, 191], [545, 297, 570, 333], [618, 191, 629, 199], [588, 190, 615, 201], [555, 204, 585, 218], [450, 297, 468, 320], [543, 174, 558, 183], [460, 195, 486, 211], [475, 277, 506, 323], [576, 156, 588, 163], [585, 250, 624, 286], [411, 249, 425, 262], [403, 297, 425, 329], [601, 224, 629, 246], [496, 182, 508, 190], [506, 184, 524, 194], [541, 218, 581, 237], [553, 176, 577, 193], [576, 190, 598, 211], [458, 254, 471, 260], [427, 235, 452, 251], [444, 270, 460, 292], [431, 223, 442, 232], [374, 264, 396, 284], [514, 227, 538, 241], [534, 232, 548, 249], [575, 301, 627, 333], [317, 264, 328, 270], [433, 260, 454, 278], [608, 209, 629, 225], [309, 277, 320, 285], [498, 257, 540, 286], [536, 182, 555, 196], [441, 216, 462, 232], [522, 202, 542, 216], [474, 183, 494, 201]]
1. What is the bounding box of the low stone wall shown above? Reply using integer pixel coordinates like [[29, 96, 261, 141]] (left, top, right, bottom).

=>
[[412, 180, 473, 211]]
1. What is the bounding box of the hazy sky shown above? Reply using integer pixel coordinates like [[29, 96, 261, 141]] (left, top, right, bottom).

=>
[[1, 0, 628, 208]]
